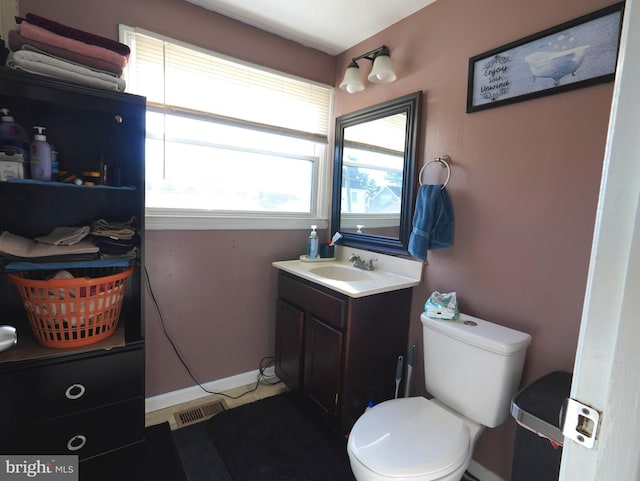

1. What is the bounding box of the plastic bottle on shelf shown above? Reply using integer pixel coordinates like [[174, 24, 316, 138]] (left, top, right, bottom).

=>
[[0, 108, 30, 160], [30, 126, 52, 181], [307, 225, 319, 259]]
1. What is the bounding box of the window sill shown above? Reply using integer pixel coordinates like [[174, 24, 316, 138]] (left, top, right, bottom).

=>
[[145, 210, 329, 231]]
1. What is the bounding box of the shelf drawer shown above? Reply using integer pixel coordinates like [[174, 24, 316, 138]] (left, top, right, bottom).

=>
[[278, 273, 346, 329], [0, 347, 143, 429], [0, 397, 144, 460]]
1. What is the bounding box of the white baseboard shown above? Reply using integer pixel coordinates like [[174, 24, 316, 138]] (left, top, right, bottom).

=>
[[467, 460, 506, 481], [145, 369, 260, 413]]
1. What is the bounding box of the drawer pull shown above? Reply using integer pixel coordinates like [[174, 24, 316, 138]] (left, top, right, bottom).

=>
[[65, 384, 86, 400], [67, 435, 87, 451]]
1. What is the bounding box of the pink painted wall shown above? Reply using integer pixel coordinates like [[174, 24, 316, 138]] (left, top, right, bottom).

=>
[[333, 0, 614, 477], [143, 230, 314, 393], [16, 0, 335, 84], [16, 0, 616, 478]]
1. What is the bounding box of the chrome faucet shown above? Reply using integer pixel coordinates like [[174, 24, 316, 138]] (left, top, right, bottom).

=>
[[348, 253, 377, 271]]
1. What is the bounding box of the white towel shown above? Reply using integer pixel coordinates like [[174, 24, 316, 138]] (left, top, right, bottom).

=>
[[6, 50, 125, 91]]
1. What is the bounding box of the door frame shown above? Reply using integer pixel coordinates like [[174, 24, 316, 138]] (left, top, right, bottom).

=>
[[560, 0, 640, 478]]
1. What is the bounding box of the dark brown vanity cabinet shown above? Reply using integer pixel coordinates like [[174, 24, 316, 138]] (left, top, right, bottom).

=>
[[275, 271, 411, 434], [0, 69, 146, 465]]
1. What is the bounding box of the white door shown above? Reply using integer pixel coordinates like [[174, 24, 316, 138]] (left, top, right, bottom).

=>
[[560, 0, 640, 479]]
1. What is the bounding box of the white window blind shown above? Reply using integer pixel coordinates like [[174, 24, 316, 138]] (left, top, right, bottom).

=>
[[124, 28, 331, 143], [119, 26, 333, 229]]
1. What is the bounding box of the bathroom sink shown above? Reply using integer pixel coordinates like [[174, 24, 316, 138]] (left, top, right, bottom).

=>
[[273, 248, 423, 298], [309, 265, 371, 281]]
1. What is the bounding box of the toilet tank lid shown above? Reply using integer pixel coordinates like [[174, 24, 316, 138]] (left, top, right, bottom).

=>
[[421, 312, 532, 355]]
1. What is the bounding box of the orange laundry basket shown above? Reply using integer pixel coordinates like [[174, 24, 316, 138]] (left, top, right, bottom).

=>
[[8, 267, 133, 348]]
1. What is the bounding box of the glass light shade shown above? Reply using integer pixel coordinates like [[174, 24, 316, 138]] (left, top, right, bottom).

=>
[[339, 64, 365, 93], [368, 54, 396, 83]]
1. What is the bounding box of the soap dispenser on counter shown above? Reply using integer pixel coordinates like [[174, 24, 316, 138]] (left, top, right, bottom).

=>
[[30, 126, 52, 181], [307, 225, 319, 259]]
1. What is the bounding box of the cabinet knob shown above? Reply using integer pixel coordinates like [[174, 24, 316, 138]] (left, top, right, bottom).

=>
[[65, 383, 86, 400], [67, 435, 87, 451]]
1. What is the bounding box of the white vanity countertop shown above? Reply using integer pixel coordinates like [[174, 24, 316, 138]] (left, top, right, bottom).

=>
[[272, 246, 423, 298]]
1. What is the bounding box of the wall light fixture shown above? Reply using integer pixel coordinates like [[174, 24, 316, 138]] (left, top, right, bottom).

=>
[[339, 45, 397, 94]]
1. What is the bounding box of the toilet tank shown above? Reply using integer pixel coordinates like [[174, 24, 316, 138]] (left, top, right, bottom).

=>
[[421, 312, 531, 428]]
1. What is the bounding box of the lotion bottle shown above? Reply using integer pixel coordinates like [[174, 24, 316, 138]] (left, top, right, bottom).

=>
[[0, 108, 29, 160], [307, 225, 319, 259], [30, 126, 52, 181]]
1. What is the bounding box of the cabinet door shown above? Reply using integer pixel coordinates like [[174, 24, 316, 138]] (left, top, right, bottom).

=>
[[1, 398, 144, 460], [274, 299, 304, 391], [303, 316, 343, 418], [0, 347, 144, 430]]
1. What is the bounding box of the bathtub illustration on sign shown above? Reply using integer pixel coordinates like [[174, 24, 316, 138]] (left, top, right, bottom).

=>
[[524, 45, 590, 86]]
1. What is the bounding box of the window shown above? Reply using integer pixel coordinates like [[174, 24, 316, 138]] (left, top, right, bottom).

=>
[[119, 26, 333, 229]]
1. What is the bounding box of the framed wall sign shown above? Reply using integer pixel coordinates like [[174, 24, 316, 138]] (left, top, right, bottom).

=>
[[466, 2, 624, 113]]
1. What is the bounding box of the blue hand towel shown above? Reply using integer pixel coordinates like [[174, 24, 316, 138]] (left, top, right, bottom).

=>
[[408, 184, 454, 261]]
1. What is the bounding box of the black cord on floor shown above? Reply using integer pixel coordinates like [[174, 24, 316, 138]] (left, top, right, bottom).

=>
[[144, 265, 281, 399], [463, 470, 482, 481]]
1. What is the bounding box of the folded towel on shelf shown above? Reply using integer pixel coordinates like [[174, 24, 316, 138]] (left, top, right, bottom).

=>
[[18, 13, 131, 57], [9, 29, 123, 76], [34, 226, 90, 246], [92, 237, 136, 254], [6, 50, 126, 91], [0, 231, 99, 259], [408, 184, 454, 262], [91, 217, 137, 241], [99, 246, 139, 261], [16, 21, 128, 69], [7, 47, 124, 84]]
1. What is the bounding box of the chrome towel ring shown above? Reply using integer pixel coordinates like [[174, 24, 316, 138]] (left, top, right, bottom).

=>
[[419, 155, 451, 189]]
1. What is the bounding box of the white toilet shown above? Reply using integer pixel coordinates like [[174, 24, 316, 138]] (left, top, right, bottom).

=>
[[347, 312, 532, 481]]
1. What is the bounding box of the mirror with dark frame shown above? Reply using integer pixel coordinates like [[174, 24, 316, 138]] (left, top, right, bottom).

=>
[[331, 91, 422, 254]]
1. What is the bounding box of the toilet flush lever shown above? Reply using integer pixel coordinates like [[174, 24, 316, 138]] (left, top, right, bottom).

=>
[[560, 398, 601, 449]]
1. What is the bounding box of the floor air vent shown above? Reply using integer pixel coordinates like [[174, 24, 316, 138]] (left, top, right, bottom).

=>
[[174, 399, 227, 428]]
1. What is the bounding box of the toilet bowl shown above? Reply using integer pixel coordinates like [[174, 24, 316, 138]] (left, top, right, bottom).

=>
[[346, 313, 532, 481], [347, 397, 480, 481]]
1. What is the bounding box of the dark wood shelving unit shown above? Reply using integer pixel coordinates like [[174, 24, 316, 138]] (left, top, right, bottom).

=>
[[0, 67, 146, 467]]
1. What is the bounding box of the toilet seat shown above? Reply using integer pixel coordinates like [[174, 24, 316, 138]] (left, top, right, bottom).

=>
[[348, 397, 470, 480]]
